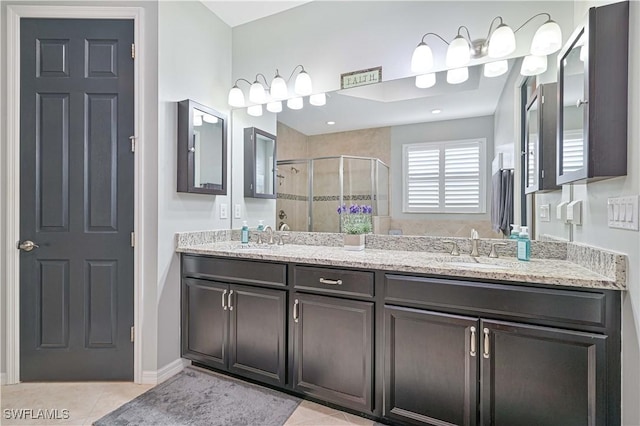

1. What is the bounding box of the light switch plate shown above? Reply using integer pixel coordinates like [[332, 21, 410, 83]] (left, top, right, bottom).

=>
[[539, 204, 550, 222], [234, 204, 242, 219], [220, 203, 228, 219], [608, 195, 639, 231]]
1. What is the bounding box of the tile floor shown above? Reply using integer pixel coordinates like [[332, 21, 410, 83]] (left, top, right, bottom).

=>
[[0, 376, 375, 426]]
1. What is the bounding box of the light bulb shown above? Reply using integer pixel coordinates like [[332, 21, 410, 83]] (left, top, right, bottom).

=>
[[520, 55, 548, 76], [488, 23, 516, 58], [484, 60, 509, 77], [266, 101, 282, 113], [193, 115, 203, 126], [530, 20, 562, 55], [249, 81, 266, 104], [294, 70, 312, 96], [270, 74, 288, 100], [202, 114, 218, 124], [446, 35, 471, 68], [411, 42, 434, 73], [447, 67, 469, 84], [247, 104, 263, 117], [287, 97, 303, 110], [415, 73, 436, 89], [309, 93, 326, 106], [228, 85, 245, 107]]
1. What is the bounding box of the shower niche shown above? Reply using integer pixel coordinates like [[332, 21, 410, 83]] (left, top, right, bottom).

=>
[[276, 156, 389, 233]]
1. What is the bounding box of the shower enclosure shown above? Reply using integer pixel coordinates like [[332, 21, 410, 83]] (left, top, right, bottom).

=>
[[276, 156, 389, 232]]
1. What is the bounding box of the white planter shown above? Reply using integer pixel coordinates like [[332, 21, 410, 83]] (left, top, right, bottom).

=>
[[343, 234, 365, 251]]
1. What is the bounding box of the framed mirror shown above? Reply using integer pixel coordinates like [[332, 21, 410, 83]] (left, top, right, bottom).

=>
[[177, 99, 227, 195], [244, 127, 277, 199]]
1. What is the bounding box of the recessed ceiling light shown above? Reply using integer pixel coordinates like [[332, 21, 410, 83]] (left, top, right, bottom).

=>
[[327, 121, 336, 125], [431, 109, 442, 114]]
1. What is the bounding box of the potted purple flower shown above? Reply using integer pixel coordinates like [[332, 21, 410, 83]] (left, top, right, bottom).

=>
[[337, 204, 372, 251]]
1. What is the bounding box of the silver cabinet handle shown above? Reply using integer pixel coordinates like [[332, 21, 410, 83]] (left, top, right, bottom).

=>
[[222, 289, 227, 310], [18, 240, 39, 252], [228, 290, 234, 311], [483, 328, 490, 359], [576, 99, 589, 107], [293, 299, 299, 323], [470, 326, 477, 357], [319, 278, 342, 286]]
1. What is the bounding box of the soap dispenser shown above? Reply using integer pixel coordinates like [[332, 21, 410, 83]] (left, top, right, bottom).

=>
[[509, 224, 520, 240], [241, 221, 249, 244], [257, 220, 265, 231], [517, 226, 531, 261]]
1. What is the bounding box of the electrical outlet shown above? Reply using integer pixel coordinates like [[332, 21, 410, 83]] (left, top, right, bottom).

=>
[[220, 203, 228, 219], [234, 204, 242, 219]]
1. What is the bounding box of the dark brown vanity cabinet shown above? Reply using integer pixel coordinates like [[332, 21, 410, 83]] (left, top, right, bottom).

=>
[[181, 256, 287, 387], [524, 83, 558, 194], [557, 1, 629, 184], [383, 274, 620, 426], [291, 292, 374, 413]]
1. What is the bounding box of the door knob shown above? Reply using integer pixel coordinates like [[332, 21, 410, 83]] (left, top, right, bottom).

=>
[[18, 240, 39, 252]]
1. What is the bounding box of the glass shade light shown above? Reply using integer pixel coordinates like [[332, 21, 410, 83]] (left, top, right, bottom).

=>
[[579, 45, 588, 62], [309, 93, 326, 106], [247, 104, 263, 117], [266, 101, 283, 113], [530, 20, 562, 55], [446, 67, 469, 84], [193, 115, 203, 126], [249, 81, 266, 104], [488, 24, 516, 58], [520, 54, 547, 76], [484, 60, 509, 77], [287, 97, 304, 110], [270, 74, 288, 100], [411, 42, 434, 73], [228, 85, 245, 107], [202, 114, 218, 124], [446, 35, 471, 68], [415, 73, 436, 89], [294, 71, 312, 96]]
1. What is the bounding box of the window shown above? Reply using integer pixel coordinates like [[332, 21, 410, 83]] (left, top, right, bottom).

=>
[[402, 138, 486, 213]]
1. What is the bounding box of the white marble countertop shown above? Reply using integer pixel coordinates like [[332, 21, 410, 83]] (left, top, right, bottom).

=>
[[177, 241, 625, 290]]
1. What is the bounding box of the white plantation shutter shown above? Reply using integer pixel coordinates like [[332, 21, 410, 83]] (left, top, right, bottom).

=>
[[561, 130, 584, 173], [403, 139, 486, 213]]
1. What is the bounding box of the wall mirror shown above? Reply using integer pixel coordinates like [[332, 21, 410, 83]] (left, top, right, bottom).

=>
[[244, 127, 277, 199], [177, 99, 227, 195], [229, 1, 576, 241]]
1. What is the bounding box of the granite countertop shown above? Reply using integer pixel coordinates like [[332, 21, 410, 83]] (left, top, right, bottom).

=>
[[176, 239, 626, 291]]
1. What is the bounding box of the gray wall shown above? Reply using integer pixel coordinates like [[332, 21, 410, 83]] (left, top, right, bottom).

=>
[[156, 0, 232, 369], [390, 115, 495, 223]]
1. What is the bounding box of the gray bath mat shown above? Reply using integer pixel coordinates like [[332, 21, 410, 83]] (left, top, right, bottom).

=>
[[94, 367, 301, 426]]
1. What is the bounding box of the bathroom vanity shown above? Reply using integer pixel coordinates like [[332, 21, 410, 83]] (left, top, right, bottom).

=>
[[178, 235, 624, 426]]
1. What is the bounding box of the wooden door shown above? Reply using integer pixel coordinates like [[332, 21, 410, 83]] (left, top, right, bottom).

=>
[[384, 306, 478, 426], [292, 293, 373, 412], [228, 285, 286, 386], [19, 18, 134, 381], [182, 279, 228, 368], [480, 319, 606, 426]]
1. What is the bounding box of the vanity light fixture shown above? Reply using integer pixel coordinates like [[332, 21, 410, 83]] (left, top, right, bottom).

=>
[[415, 72, 436, 89], [287, 97, 304, 110], [520, 54, 547, 76], [410, 12, 562, 81], [266, 101, 283, 113], [447, 67, 469, 84], [202, 114, 219, 124], [484, 60, 509, 77], [309, 93, 327, 106], [247, 104, 263, 117]]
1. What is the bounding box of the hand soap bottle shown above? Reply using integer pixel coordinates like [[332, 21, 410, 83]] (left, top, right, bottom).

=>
[[509, 224, 520, 240], [241, 221, 249, 244], [257, 220, 265, 231], [517, 226, 530, 261]]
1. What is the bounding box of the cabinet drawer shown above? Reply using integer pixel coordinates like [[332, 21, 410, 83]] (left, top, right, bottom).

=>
[[182, 255, 286, 287], [385, 275, 607, 328], [294, 265, 374, 298]]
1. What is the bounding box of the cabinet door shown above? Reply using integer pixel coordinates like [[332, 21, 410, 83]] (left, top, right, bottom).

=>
[[292, 293, 373, 412], [481, 319, 606, 426], [384, 306, 478, 426], [228, 285, 286, 387], [182, 278, 228, 368]]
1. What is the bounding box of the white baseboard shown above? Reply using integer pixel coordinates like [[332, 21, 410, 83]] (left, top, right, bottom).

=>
[[140, 358, 190, 385], [1, 373, 7, 385]]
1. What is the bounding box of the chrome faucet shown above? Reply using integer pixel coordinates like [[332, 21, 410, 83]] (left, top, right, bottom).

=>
[[263, 225, 275, 244], [470, 229, 480, 257]]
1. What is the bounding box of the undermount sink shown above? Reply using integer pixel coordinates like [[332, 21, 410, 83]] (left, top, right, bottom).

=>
[[219, 242, 279, 252], [445, 261, 509, 270]]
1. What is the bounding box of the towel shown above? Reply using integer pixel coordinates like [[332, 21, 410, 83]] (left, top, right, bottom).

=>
[[491, 169, 514, 237]]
